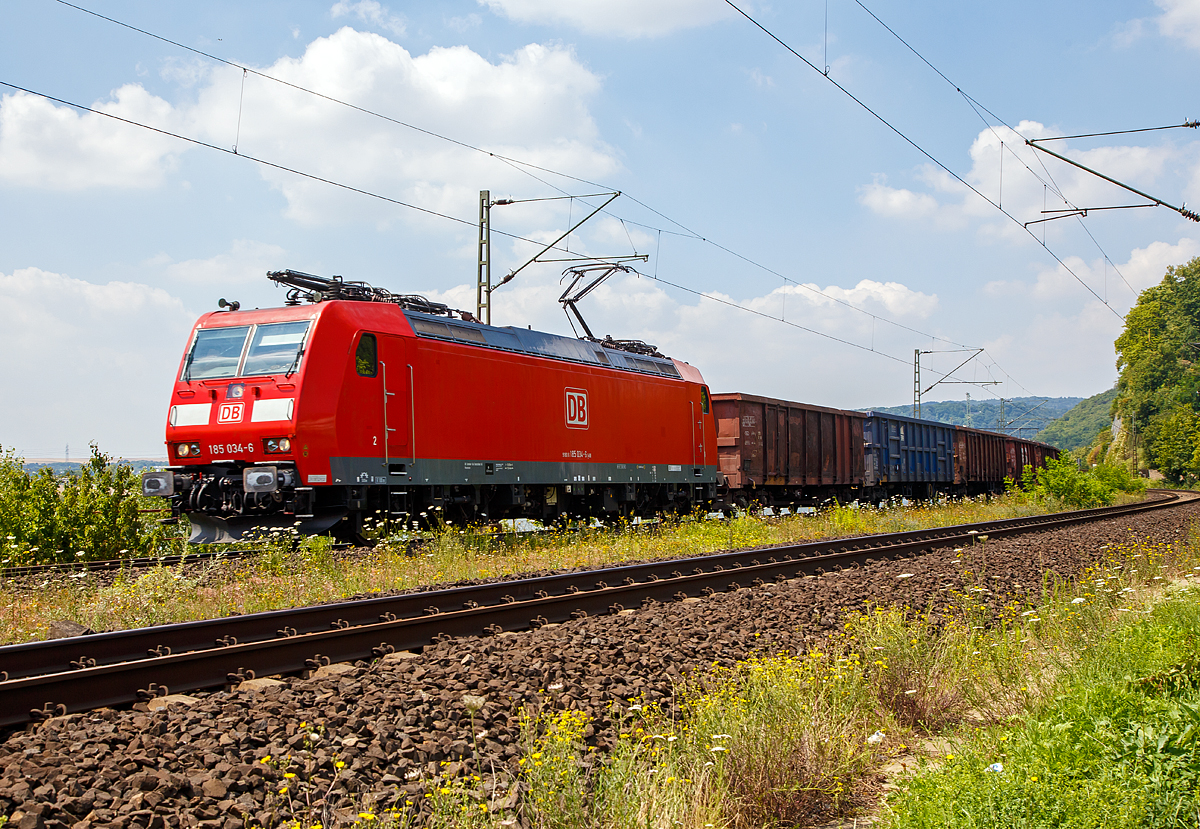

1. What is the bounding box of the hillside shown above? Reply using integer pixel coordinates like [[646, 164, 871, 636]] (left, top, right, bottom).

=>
[[865, 397, 1082, 435], [1033, 387, 1117, 452]]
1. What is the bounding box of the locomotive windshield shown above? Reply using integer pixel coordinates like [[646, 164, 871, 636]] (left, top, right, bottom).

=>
[[181, 321, 311, 380], [243, 321, 311, 376]]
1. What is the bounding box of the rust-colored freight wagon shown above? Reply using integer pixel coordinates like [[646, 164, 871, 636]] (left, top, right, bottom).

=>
[[712, 393, 864, 505], [1004, 438, 1059, 481], [954, 427, 1008, 493]]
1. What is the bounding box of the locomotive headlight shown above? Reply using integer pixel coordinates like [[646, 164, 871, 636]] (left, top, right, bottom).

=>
[[141, 471, 174, 497], [263, 437, 292, 454], [243, 466, 279, 493], [176, 443, 191, 457]]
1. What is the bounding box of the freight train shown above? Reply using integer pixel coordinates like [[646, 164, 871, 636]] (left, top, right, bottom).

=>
[[141, 270, 1057, 542]]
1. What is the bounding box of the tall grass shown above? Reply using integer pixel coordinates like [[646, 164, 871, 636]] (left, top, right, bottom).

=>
[[3, 495, 1069, 643], [452, 527, 1200, 829]]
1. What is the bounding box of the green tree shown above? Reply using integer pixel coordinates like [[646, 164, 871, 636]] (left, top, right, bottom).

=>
[[1113, 256, 1200, 481]]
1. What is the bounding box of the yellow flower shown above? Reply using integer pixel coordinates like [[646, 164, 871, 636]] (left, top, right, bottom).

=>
[[335, 760, 346, 769]]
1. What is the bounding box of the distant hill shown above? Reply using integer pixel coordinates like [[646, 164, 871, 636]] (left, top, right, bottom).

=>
[[1034, 388, 1117, 452], [22, 459, 166, 475], [865, 397, 1083, 436]]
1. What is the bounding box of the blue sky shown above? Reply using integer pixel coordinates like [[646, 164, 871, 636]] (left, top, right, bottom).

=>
[[2, 0, 1199, 458]]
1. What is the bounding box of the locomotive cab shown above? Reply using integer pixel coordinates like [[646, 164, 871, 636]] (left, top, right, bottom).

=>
[[143, 302, 334, 542]]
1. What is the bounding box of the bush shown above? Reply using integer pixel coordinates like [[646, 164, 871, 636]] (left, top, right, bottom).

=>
[[1030, 457, 1145, 509], [0, 444, 181, 565]]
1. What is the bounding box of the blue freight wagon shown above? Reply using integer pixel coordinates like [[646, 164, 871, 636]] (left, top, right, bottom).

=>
[[861, 411, 954, 495]]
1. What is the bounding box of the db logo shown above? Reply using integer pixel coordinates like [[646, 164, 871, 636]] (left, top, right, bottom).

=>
[[565, 388, 588, 429], [217, 402, 244, 424]]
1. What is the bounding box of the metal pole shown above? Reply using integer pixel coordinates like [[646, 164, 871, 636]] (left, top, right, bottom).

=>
[[913, 349, 920, 418], [477, 190, 491, 325]]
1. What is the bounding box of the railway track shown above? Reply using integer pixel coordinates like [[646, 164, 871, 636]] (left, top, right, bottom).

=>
[[1, 491, 1193, 729]]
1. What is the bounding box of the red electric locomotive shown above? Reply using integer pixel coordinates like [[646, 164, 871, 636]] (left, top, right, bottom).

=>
[[142, 271, 719, 542]]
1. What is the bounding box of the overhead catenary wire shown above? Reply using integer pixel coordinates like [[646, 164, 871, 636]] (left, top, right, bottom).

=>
[[42, 0, 985, 356], [0, 80, 567, 256], [724, 0, 1123, 320], [2, 76, 980, 384], [30, 0, 1052, 396], [849, 0, 1159, 299]]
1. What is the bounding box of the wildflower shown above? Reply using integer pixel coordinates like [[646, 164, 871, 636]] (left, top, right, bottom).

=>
[[284, 773, 296, 779], [1070, 597, 1086, 604], [866, 730, 885, 745], [986, 763, 1003, 773]]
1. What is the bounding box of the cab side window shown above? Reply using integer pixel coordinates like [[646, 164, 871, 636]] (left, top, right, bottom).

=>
[[700, 385, 711, 414], [356, 333, 378, 377]]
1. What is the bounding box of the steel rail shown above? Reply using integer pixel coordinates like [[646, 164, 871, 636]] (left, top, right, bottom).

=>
[[0, 491, 1191, 728]]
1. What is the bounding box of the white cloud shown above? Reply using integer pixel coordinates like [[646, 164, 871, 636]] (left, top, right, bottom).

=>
[[982, 299, 1123, 396], [161, 240, 289, 288], [0, 268, 194, 457], [861, 120, 1191, 244], [1155, 0, 1200, 49], [446, 13, 483, 32], [858, 177, 940, 220], [0, 29, 619, 234], [0, 85, 181, 189], [331, 1, 407, 36], [983, 237, 1200, 305], [478, 0, 732, 38], [189, 30, 618, 227]]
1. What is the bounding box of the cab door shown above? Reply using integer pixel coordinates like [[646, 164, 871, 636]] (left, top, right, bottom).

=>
[[378, 335, 411, 466]]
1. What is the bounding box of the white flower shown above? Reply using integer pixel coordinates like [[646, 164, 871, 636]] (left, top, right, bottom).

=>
[[710, 746, 727, 753], [866, 730, 885, 745], [1070, 598, 1087, 604]]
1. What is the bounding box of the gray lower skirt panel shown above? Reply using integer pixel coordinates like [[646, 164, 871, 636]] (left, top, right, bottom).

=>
[[325, 457, 719, 488]]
